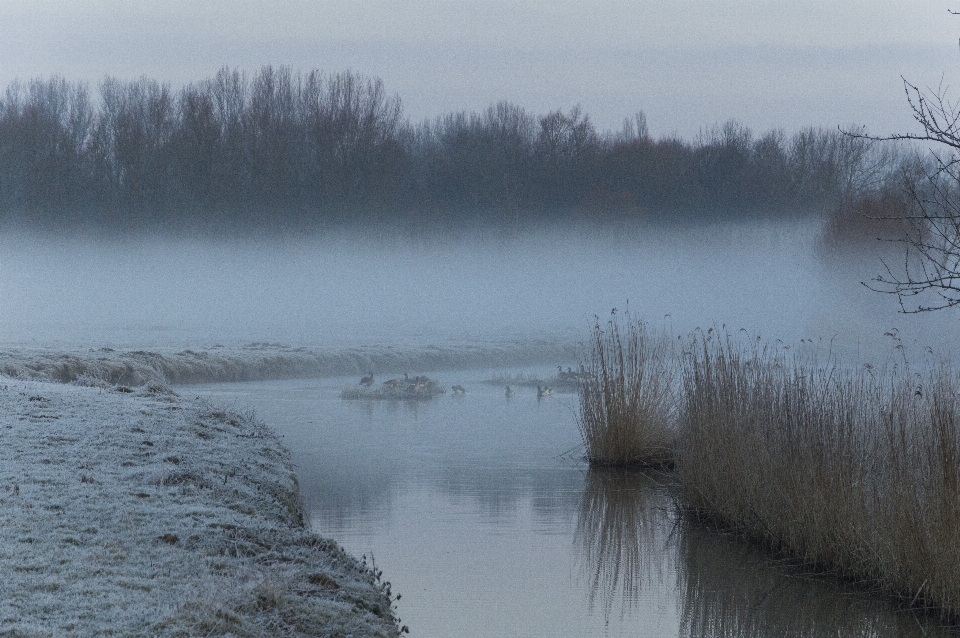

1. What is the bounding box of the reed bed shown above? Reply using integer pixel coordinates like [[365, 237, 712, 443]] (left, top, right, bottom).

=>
[[677, 331, 960, 619], [576, 312, 677, 467]]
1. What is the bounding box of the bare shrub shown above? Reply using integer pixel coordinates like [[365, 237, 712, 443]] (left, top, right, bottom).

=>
[[819, 190, 914, 252], [576, 311, 677, 467]]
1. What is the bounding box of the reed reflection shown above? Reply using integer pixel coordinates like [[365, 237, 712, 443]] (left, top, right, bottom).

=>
[[574, 468, 677, 621], [575, 467, 956, 636], [677, 522, 955, 638]]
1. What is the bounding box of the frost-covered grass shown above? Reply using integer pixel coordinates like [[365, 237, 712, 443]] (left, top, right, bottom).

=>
[[0, 341, 576, 386], [0, 377, 398, 636]]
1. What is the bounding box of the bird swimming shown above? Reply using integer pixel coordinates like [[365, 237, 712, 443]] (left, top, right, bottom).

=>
[[360, 372, 374, 387]]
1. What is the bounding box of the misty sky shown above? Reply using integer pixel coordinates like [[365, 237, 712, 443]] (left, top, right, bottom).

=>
[[2, 1, 958, 138]]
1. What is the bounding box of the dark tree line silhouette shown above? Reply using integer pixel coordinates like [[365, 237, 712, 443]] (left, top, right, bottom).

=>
[[0, 66, 909, 230]]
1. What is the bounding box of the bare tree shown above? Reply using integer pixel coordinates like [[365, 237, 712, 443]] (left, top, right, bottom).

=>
[[852, 16, 960, 312]]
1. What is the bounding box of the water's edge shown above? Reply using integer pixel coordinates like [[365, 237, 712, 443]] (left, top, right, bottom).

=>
[[0, 341, 578, 386], [0, 376, 399, 635]]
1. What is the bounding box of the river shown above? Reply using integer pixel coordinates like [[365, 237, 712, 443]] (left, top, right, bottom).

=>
[[183, 365, 952, 638]]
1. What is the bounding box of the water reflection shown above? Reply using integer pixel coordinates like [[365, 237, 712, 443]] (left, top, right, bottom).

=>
[[677, 522, 957, 637], [189, 375, 960, 637], [575, 468, 677, 622], [577, 468, 956, 637]]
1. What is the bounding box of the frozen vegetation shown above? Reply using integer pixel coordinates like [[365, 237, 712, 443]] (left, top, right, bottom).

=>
[[0, 341, 576, 387], [0, 376, 399, 636]]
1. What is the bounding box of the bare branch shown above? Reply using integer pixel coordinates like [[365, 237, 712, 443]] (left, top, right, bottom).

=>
[[849, 24, 960, 313]]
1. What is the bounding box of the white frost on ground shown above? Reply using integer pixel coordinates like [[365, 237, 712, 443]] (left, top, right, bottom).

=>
[[0, 341, 577, 386], [0, 377, 399, 637]]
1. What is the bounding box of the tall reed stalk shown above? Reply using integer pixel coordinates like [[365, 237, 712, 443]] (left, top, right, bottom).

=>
[[576, 311, 677, 467], [678, 330, 960, 619]]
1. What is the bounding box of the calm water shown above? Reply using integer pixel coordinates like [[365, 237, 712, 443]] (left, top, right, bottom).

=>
[[184, 366, 953, 638]]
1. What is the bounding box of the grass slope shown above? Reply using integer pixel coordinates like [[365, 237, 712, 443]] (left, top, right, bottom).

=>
[[0, 378, 398, 637]]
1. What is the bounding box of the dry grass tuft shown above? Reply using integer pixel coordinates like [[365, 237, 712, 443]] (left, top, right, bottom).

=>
[[678, 330, 960, 619], [576, 311, 677, 468]]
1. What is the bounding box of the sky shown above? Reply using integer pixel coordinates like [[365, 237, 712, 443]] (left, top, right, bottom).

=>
[[1, 1, 958, 139]]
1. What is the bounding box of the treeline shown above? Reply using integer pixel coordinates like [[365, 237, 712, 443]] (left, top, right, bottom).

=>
[[0, 66, 910, 229]]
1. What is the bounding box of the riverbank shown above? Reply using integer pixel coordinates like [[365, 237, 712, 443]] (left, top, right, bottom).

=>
[[0, 341, 577, 386], [0, 376, 399, 636]]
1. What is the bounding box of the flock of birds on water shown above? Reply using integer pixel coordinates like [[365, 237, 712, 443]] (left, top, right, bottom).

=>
[[358, 366, 583, 400]]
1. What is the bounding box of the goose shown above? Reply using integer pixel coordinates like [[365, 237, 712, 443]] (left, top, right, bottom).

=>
[[538, 384, 555, 398], [505, 386, 515, 398], [452, 384, 466, 395], [360, 372, 374, 387]]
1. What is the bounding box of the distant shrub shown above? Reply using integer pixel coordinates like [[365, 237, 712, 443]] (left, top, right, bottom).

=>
[[819, 190, 913, 252]]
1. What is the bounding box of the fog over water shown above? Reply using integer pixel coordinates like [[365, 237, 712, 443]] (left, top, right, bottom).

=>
[[1, 219, 954, 361], [6, 3, 960, 634]]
